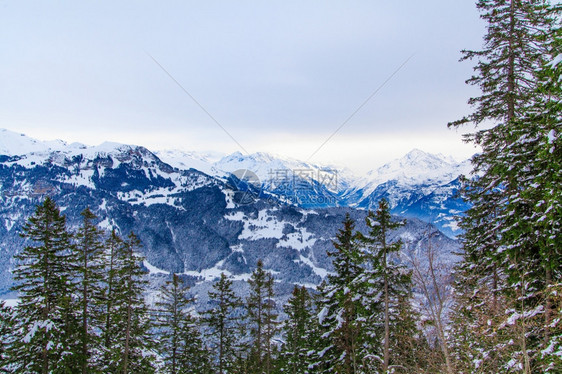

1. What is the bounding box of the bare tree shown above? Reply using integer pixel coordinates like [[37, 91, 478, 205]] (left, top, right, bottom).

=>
[[406, 232, 454, 374]]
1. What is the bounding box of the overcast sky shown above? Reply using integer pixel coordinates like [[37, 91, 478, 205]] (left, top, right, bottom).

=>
[[0, 1, 486, 173]]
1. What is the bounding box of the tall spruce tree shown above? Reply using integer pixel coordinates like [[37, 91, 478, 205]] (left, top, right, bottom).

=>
[[156, 273, 192, 374], [9, 197, 79, 373], [156, 273, 211, 374], [101, 231, 156, 373], [314, 213, 365, 373], [0, 301, 14, 373], [100, 229, 123, 368], [280, 285, 316, 374], [246, 259, 279, 374], [513, 27, 562, 372], [204, 272, 242, 374], [357, 199, 419, 373], [449, 0, 560, 372], [74, 207, 105, 373]]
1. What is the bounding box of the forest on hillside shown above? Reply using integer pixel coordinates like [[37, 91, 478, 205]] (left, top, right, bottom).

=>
[[1, 0, 561, 373]]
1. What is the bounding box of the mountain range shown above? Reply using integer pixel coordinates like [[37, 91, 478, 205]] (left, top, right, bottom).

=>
[[0, 128, 470, 301], [155, 144, 472, 238]]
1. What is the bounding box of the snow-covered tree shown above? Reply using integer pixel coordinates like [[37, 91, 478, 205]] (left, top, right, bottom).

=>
[[74, 207, 106, 373], [246, 260, 279, 374], [156, 273, 211, 374], [204, 272, 242, 374], [449, 0, 561, 372], [0, 301, 15, 372], [100, 232, 156, 373], [8, 197, 79, 373], [358, 199, 421, 373], [280, 285, 317, 373], [314, 213, 366, 373]]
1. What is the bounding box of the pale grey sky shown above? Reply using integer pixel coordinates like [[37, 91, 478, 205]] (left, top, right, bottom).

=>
[[0, 1, 485, 173]]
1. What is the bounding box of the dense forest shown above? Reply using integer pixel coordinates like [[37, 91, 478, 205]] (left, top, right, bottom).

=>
[[1, 0, 561, 373]]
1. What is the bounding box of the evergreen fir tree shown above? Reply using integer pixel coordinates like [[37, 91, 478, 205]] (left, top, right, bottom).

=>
[[0, 301, 15, 373], [156, 273, 193, 374], [280, 285, 316, 374], [9, 197, 79, 373], [156, 273, 211, 374], [357, 199, 419, 373], [448, 1, 561, 372], [246, 259, 279, 374], [314, 213, 365, 373], [175, 317, 213, 374], [101, 231, 156, 373], [204, 272, 242, 374], [100, 229, 123, 368], [74, 207, 106, 373], [512, 26, 562, 372]]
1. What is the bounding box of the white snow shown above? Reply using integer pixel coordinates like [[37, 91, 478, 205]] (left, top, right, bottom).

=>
[[358, 149, 473, 199], [548, 129, 556, 144], [1, 298, 20, 307], [182, 259, 252, 283], [154, 149, 223, 175], [277, 230, 316, 250], [238, 210, 286, 240], [549, 53, 562, 67], [143, 260, 170, 275], [298, 255, 329, 278]]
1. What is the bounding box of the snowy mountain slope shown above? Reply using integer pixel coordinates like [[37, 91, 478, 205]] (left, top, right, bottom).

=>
[[346, 150, 473, 237], [154, 149, 224, 176], [154, 146, 473, 236]]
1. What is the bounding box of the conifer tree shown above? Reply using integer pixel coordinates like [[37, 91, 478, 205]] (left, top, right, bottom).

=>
[[357, 199, 418, 373], [74, 207, 106, 373], [204, 272, 242, 374], [448, 1, 561, 372], [9, 197, 79, 373], [156, 273, 211, 374], [314, 213, 365, 373], [101, 231, 156, 373], [175, 318, 212, 374], [156, 273, 193, 374], [0, 301, 14, 373], [512, 27, 562, 372], [100, 229, 123, 367], [246, 260, 279, 374], [280, 285, 316, 374]]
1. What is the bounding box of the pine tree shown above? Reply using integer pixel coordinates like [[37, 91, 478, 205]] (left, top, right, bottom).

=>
[[357, 199, 419, 373], [101, 231, 156, 373], [9, 197, 79, 373], [314, 213, 365, 373], [175, 318, 212, 374], [0, 301, 15, 373], [513, 26, 562, 372], [100, 229, 123, 368], [156, 273, 211, 374], [448, 1, 561, 372], [204, 272, 242, 374], [74, 207, 106, 373], [280, 285, 316, 374], [246, 259, 279, 374], [156, 273, 193, 374]]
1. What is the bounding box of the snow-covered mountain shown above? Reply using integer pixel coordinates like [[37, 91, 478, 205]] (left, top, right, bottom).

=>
[[345, 149, 473, 237], [0, 129, 462, 302], [154, 146, 473, 237]]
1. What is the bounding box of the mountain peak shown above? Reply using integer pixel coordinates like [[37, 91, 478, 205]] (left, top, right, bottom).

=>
[[0, 128, 69, 156]]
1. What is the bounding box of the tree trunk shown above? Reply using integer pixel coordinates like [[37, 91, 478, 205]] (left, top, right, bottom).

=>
[[82, 252, 89, 374], [507, 0, 516, 122], [383, 236, 390, 372]]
